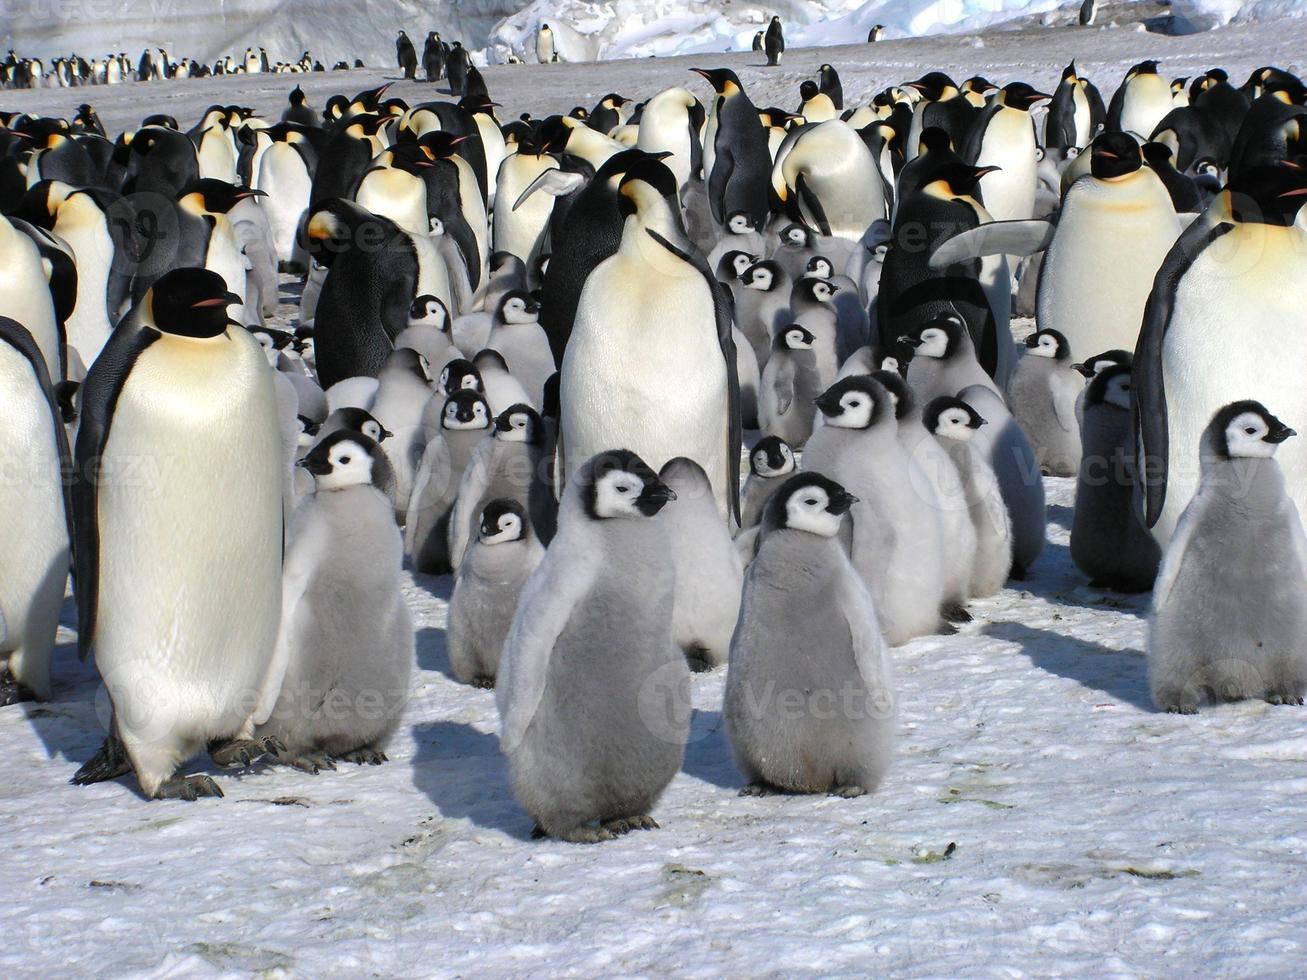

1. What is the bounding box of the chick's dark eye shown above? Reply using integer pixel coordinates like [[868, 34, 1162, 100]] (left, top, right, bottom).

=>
[[804, 498, 818, 506], [1245, 427, 1256, 435], [340, 455, 351, 464]]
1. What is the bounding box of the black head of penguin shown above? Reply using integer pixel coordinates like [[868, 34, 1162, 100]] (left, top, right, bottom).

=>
[[330, 406, 392, 442], [388, 346, 431, 382], [717, 249, 757, 282], [146, 267, 241, 339], [869, 368, 914, 420], [923, 395, 986, 434], [1083, 363, 1133, 409], [1073, 349, 1131, 378], [439, 358, 484, 394], [689, 67, 743, 96], [917, 126, 955, 158], [494, 403, 545, 445], [1090, 132, 1144, 179], [141, 113, 179, 130], [932, 161, 999, 198], [182, 177, 266, 214], [1024, 328, 1072, 361], [813, 375, 892, 428], [1227, 161, 1307, 226], [750, 435, 794, 474], [996, 82, 1050, 111], [799, 80, 820, 103], [616, 156, 679, 218], [1127, 60, 1160, 80], [898, 313, 966, 360], [579, 448, 676, 520], [417, 130, 470, 160], [480, 498, 530, 542], [906, 72, 959, 101], [761, 472, 858, 535], [1207, 399, 1296, 459], [249, 325, 294, 350]]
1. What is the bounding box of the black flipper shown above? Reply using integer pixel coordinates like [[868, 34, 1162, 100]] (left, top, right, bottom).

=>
[[72, 314, 159, 660], [794, 171, 832, 237], [706, 142, 733, 228]]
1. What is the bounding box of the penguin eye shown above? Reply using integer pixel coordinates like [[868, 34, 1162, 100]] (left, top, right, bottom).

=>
[[804, 497, 818, 506], [340, 455, 352, 464], [1245, 426, 1257, 435]]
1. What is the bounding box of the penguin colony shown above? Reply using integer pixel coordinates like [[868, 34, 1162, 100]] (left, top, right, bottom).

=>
[[0, 47, 371, 88], [0, 40, 1305, 839]]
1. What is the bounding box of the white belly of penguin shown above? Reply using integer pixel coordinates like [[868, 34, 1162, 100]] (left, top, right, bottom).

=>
[[563, 256, 728, 509], [1039, 172, 1180, 357], [54, 210, 114, 365], [94, 332, 282, 743], [204, 217, 247, 306], [1072, 84, 1091, 147], [974, 109, 1037, 223], [1157, 222, 1307, 546], [0, 235, 59, 379], [257, 144, 312, 263], [1120, 77, 1172, 139]]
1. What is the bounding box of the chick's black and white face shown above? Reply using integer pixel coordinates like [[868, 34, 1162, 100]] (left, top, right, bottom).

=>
[[826, 389, 876, 429], [808, 279, 835, 303], [497, 410, 533, 442], [361, 419, 387, 443], [731, 252, 754, 278], [1102, 373, 1131, 411], [727, 213, 752, 234], [1223, 410, 1288, 459], [784, 484, 845, 537], [444, 398, 490, 430], [744, 265, 773, 291], [480, 509, 525, 544], [933, 406, 981, 441], [309, 438, 374, 490], [753, 443, 794, 477], [500, 294, 538, 324], [914, 326, 949, 359], [784, 327, 812, 350], [1028, 332, 1061, 358], [590, 467, 674, 519], [807, 257, 833, 279]]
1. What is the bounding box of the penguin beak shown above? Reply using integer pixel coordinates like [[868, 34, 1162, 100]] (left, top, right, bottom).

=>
[[1024, 334, 1040, 348], [1266, 423, 1297, 444], [525, 301, 541, 315], [298, 456, 332, 475], [192, 292, 239, 309], [896, 334, 923, 348], [636, 480, 677, 516], [813, 391, 841, 416], [827, 489, 859, 515], [379, 427, 394, 440], [1072, 362, 1093, 377], [974, 416, 989, 427]]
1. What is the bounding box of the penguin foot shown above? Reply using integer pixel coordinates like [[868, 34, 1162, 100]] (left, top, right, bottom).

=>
[[602, 815, 658, 836], [552, 825, 616, 844], [0, 669, 35, 707], [942, 603, 973, 624], [209, 735, 285, 769], [155, 774, 224, 801], [71, 736, 132, 786], [739, 781, 778, 797], [1164, 703, 1198, 715], [283, 753, 336, 774], [1265, 693, 1305, 707], [937, 621, 959, 636], [337, 747, 388, 766], [683, 646, 716, 673], [1009, 566, 1028, 582], [829, 784, 867, 799], [469, 676, 496, 690], [531, 824, 547, 840]]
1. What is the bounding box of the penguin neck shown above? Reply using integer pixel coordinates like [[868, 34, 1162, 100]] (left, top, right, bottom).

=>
[[1202, 455, 1287, 517], [626, 207, 695, 276]]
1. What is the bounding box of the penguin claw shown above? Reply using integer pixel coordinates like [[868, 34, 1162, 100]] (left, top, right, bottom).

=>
[[286, 753, 335, 774], [209, 736, 281, 769], [1165, 704, 1198, 715], [1265, 694, 1304, 707], [71, 736, 132, 786], [553, 825, 616, 844], [601, 816, 657, 835], [470, 676, 495, 689], [155, 774, 224, 801], [739, 781, 776, 797], [829, 784, 867, 799], [943, 604, 973, 624], [0, 669, 35, 707], [336, 747, 388, 766]]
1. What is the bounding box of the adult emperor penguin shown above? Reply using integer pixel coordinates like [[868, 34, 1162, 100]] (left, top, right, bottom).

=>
[[1106, 61, 1173, 139], [256, 432, 412, 770], [1007, 328, 1083, 477], [1149, 401, 1307, 712], [772, 120, 888, 240], [1135, 163, 1307, 547], [691, 68, 773, 234], [422, 32, 445, 83], [658, 457, 744, 671], [72, 269, 282, 800], [496, 449, 686, 843], [725, 472, 895, 797], [1071, 365, 1160, 592], [536, 23, 556, 65], [1079, 0, 1098, 26], [396, 31, 418, 80], [960, 82, 1049, 225], [562, 157, 740, 521], [0, 214, 61, 380], [635, 87, 705, 190], [1045, 62, 1106, 151], [763, 16, 785, 67], [448, 499, 544, 688], [740, 435, 797, 530], [0, 318, 71, 704], [255, 126, 315, 272]]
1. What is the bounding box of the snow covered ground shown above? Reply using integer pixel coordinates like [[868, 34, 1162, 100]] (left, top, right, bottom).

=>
[[5, 9, 1307, 977]]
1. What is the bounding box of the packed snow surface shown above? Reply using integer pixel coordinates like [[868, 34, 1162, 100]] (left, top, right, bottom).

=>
[[3, 11, 1307, 977]]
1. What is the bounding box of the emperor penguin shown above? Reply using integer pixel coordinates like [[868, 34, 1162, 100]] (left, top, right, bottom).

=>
[[1149, 401, 1307, 713], [1079, 0, 1097, 26], [1006, 328, 1083, 477], [255, 129, 315, 271], [71, 269, 283, 800], [789, 277, 843, 387], [691, 68, 773, 233], [763, 16, 785, 67], [1071, 365, 1160, 592], [448, 499, 545, 688], [562, 157, 740, 521], [772, 120, 888, 241], [804, 376, 948, 645], [256, 432, 413, 770], [898, 313, 1002, 408], [1107, 61, 1174, 139], [1134, 163, 1307, 547], [0, 214, 61, 380], [0, 318, 71, 704], [1038, 133, 1181, 358], [45, 185, 131, 366], [740, 435, 797, 530], [496, 450, 686, 843], [759, 323, 821, 448], [536, 23, 556, 65], [1045, 62, 1106, 152], [472, 349, 535, 415], [867, 25, 884, 42], [369, 347, 435, 520], [924, 397, 1014, 597], [657, 457, 744, 671], [636, 87, 705, 190], [422, 32, 445, 83], [736, 260, 793, 369], [494, 148, 558, 268], [396, 31, 418, 80], [405, 388, 493, 574], [485, 291, 554, 406], [725, 472, 896, 797], [960, 82, 1049, 225]]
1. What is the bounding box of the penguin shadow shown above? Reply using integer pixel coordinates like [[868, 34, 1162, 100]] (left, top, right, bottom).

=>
[[410, 720, 533, 839], [980, 620, 1154, 711], [415, 626, 453, 678], [681, 708, 743, 790], [21, 590, 107, 767], [1046, 503, 1074, 533]]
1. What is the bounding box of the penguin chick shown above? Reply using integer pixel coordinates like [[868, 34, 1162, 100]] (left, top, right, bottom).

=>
[[741, 435, 797, 530], [736, 259, 792, 369], [788, 276, 843, 388], [447, 499, 544, 689], [437, 357, 484, 399], [899, 313, 1001, 408], [406, 389, 493, 574], [759, 323, 821, 448], [1149, 401, 1307, 713], [486, 290, 553, 407], [1007, 328, 1083, 477], [658, 457, 744, 671], [496, 450, 687, 843], [256, 433, 413, 771], [924, 396, 1013, 597], [804, 375, 949, 644], [1071, 366, 1160, 592], [369, 347, 434, 520], [725, 472, 895, 797], [473, 348, 536, 415]]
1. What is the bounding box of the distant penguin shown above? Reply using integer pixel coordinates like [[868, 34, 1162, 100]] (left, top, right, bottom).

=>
[[1045, 62, 1106, 151], [485, 291, 553, 406], [1149, 401, 1307, 712], [740, 435, 797, 529], [496, 450, 686, 843], [658, 457, 744, 671], [692, 68, 773, 233], [1007, 328, 1083, 477], [406, 388, 493, 574], [536, 23, 556, 65], [1079, 0, 1097, 26], [256, 433, 412, 770], [1107, 61, 1173, 139], [448, 499, 544, 688], [0, 318, 71, 704], [924, 396, 1014, 597], [725, 472, 895, 797], [396, 30, 418, 80], [867, 25, 885, 42], [759, 323, 821, 448], [805, 376, 948, 645], [71, 269, 282, 799], [1134, 164, 1307, 548], [763, 16, 785, 67], [422, 32, 445, 83], [446, 42, 470, 97], [957, 383, 1045, 579], [1071, 366, 1160, 592]]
